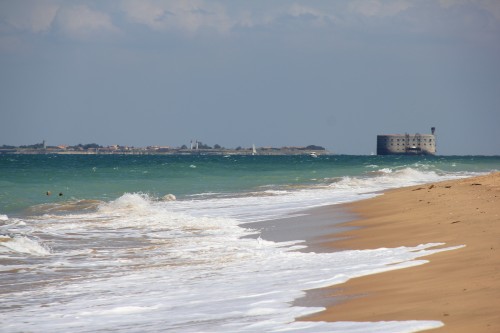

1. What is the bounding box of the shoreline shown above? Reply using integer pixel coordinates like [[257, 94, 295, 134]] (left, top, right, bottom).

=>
[[301, 172, 500, 332], [243, 205, 356, 253]]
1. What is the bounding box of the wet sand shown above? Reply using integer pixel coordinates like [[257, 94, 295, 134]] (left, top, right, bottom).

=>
[[303, 172, 500, 332], [243, 205, 355, 253]]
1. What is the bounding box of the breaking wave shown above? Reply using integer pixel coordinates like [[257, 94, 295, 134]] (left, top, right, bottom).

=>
[[330, 167, 471, 192], [0, 234, 51, 256]]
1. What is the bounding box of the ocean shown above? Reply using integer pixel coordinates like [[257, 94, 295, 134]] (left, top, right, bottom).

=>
[[1, 154, 499, 333]]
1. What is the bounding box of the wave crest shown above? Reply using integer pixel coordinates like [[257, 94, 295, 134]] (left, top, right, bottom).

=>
[[0, 235, 51, 256], [98, 193, 155, 214], [332, 167, 444, 191]]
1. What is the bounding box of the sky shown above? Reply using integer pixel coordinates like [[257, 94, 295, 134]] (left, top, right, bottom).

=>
[[0, 0, 499, 155]]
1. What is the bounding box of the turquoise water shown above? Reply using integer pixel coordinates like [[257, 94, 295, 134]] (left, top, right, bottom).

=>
[[0, 154, 499, 333], [1, 154, 499, 215]]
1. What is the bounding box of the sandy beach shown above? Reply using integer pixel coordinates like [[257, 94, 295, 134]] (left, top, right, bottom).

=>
[[304, 172, 500, 332]]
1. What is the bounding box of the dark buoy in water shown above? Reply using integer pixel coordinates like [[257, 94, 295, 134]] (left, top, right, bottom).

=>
[[59, 192, 63, 196]]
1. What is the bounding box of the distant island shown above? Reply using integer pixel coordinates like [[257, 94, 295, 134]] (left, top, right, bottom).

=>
[[0, 141, 329, 156]]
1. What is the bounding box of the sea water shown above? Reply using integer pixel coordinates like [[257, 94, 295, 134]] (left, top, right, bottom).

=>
[[0, 154, 498, 333]]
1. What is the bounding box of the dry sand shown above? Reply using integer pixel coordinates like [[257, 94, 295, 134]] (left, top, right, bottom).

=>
[[303, 172, 500, 332]]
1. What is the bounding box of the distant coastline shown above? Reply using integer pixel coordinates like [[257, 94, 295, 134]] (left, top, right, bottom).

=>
[[0, 143, 330, 156]]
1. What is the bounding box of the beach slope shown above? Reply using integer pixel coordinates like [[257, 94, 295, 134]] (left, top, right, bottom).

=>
[[304, 172, 500, 332]]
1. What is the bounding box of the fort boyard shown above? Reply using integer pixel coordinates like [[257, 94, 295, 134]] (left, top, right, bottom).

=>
[[377, 127, 436, 155]]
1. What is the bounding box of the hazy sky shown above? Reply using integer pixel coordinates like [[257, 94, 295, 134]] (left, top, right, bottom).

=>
[[1, 0, 499, 155]]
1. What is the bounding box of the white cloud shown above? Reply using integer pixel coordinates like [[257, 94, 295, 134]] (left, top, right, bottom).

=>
[[0, 1, 119, 40], [438, 0, 464, 9], [0, 0, 59, 33], [439, 0, 500, 20], [0, 0, 59, 52], [121, 0, 168, 31], [2, 0, 499, 43], [120, 1, 339, 34], [473, 0, 500, 21], [55, 5, 119, 39], [481, 0, 500, 20], [121, 0, 232, 34], [287, 4, 336, 26], [348, 0, 412, 17]]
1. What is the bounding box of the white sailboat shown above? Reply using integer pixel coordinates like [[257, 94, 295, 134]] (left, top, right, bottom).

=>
[[252, 144, 257, 155]]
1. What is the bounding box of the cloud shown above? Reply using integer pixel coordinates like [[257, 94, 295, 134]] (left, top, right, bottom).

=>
[[2, 0, 500, 46], [54, 5, 119, 39], [438, 0, 465, 9], [481, 0, 500, 20], [347, 0, 412, 17], [0, 0, 59, 33], [286, 4, 336, 26], [435, 0, 500, 45], [440, 0, 500, 20], [0, 1, 118, 41], [0, 0, 58, 52], [121, 0, 232, 34]]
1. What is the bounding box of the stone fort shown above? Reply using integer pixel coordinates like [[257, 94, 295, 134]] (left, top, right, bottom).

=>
[[377, 127, 436, 155]]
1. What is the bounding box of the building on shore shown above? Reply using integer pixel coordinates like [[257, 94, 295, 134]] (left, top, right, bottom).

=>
[[377, 127, 436, 155]]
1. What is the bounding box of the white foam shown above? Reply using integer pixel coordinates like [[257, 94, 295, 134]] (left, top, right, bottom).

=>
[[98, 192, 153, 214], [0, 241, 460, 332], [0, 214, 8, 221], [0, 235, 51, 256], [280, 321, 443, 333], [162, 167, 470, 224], [21, 170, 464, 229], [79, 305, 162, 316]]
